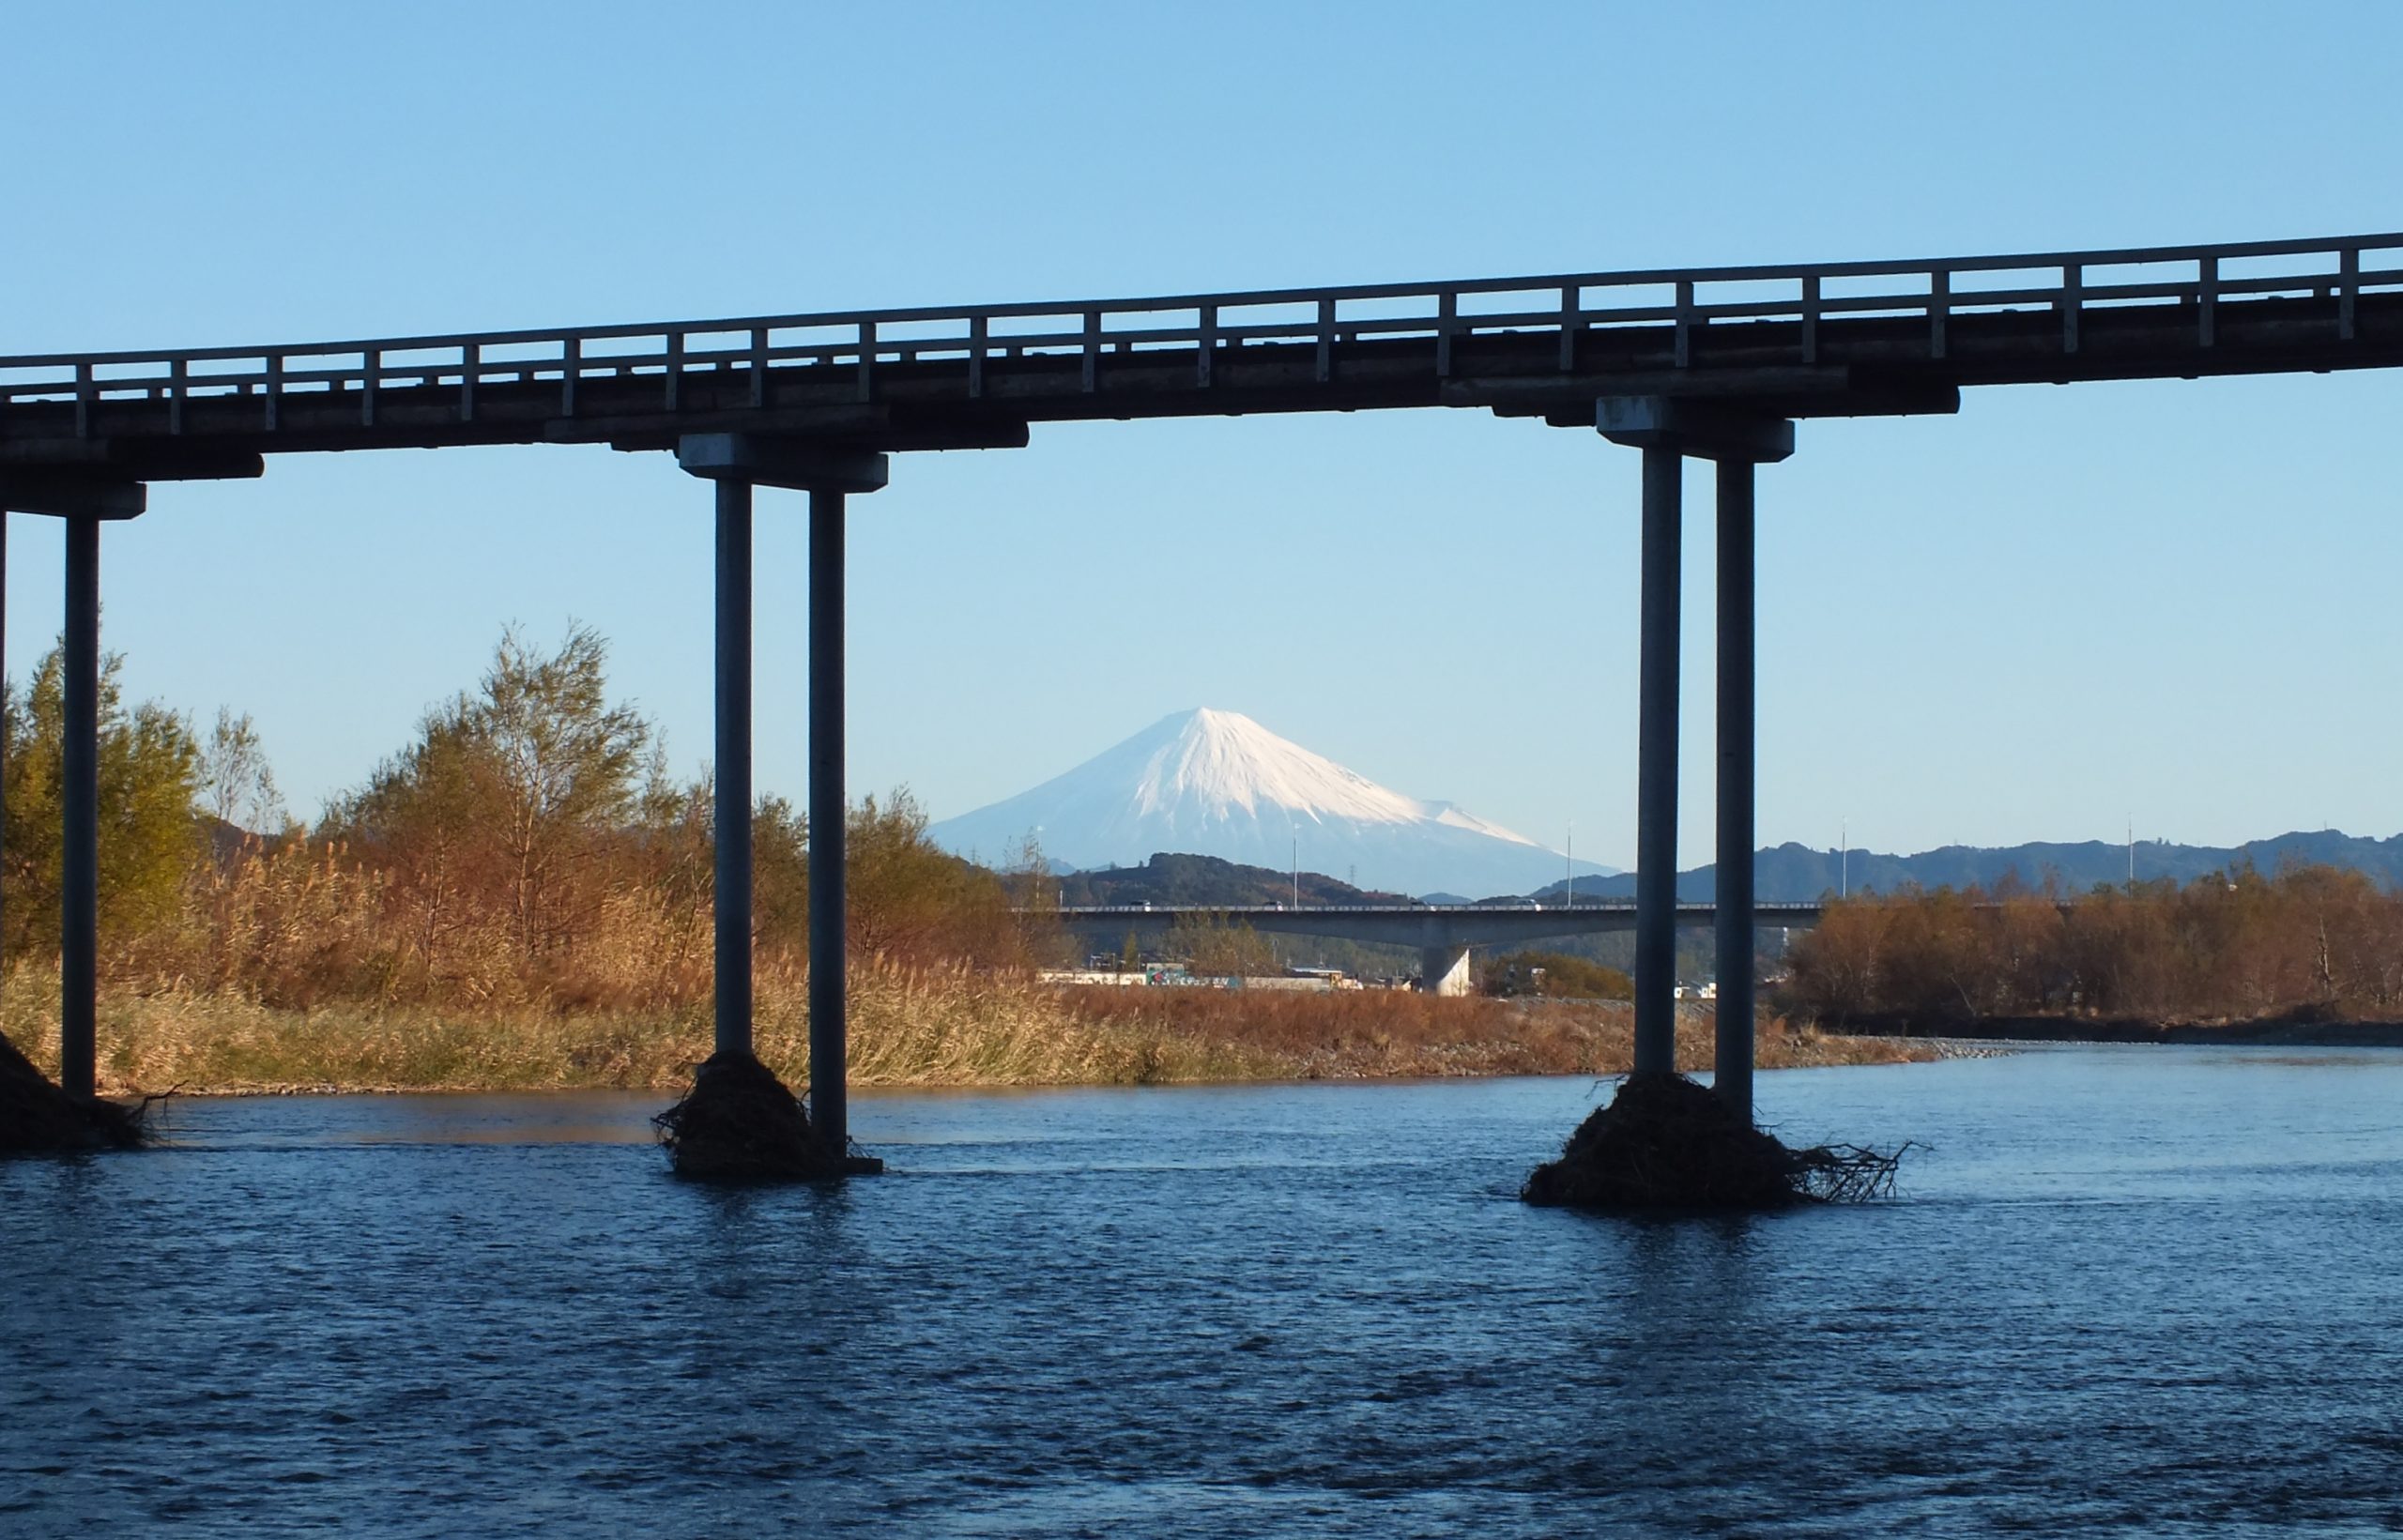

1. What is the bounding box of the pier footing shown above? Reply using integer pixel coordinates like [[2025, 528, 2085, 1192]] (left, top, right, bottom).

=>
[[652, 1051, 882, 1183], [1, 1030, 146, 1154], [1522, 1073, 1898, 1210]]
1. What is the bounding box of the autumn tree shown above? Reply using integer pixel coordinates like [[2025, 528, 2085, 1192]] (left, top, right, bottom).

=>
[[1165, 909, 1280, 977], [751, 792, 809, 956], [1783, 867, 2403, 1027], [843, 790, 1022, 966], [198, 707, 288, 835], [325, 624, 650, 980], [1483, 950, 1632, 999]]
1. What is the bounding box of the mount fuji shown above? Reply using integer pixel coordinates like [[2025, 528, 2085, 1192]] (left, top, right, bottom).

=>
[[926, 708, 1617, 899]]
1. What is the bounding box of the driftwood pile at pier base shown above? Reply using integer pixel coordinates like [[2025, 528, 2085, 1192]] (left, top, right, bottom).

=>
[[653, 1051, 881, 1182], [1523, 1073, 1901, 1211], [1, 1030, 147, 1155]]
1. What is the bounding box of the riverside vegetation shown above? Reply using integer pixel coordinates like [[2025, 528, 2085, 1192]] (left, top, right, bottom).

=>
[[2, 625, 1914, 1096], [1783, 871, 2403, 1033]]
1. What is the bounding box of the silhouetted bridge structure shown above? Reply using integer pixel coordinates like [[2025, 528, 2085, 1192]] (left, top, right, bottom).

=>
[[7, 231, 2399, 1149], [1052, 903, 1828, 994]]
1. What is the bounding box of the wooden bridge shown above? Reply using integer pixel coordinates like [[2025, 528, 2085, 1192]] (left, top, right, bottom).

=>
[[3, 233, 2398, 488], [6, 231, 2398, 1149]]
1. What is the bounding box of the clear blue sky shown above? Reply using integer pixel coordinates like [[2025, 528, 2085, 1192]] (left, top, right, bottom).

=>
[[6, 1, 2399, 868]]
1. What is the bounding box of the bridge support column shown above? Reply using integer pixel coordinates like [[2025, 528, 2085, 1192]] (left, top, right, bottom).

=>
[[678, 435, 886, 1175], [1631, 446, 1681, 1075], [0, 511, 7, 1040], [1419, 943, 1473, 997], [61, 516, 100, 1100], [1715, 460, 1756, 1122], [0, 478, 142, 1104], [1600, 399, 1792, 1095], [713, 480, 755, 1060], [806, 486, 847, 1153]]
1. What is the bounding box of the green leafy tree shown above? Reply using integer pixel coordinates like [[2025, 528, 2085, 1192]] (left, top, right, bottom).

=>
[[2, 646, 200, 961]]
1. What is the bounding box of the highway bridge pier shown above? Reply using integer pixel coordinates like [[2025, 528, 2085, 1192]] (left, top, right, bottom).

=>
[[1422, 942, 1474, 998]]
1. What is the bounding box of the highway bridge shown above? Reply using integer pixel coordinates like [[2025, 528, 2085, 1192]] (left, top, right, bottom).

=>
[[6, 230, 2398, 1145], [1052, 902, 1826, 994]]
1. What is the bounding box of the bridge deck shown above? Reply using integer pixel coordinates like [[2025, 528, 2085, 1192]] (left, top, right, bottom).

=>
[[5, 233, 2400, 480]]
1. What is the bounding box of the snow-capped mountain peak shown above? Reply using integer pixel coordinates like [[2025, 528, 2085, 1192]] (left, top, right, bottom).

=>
[[927, 709, 1615, 898], [1127, 708, 1426, 826]]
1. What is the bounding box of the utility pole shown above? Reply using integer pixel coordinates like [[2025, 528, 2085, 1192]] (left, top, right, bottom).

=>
[[1566, 820, 1574, 906], [1840, 816, 1847, 899], [1292, 832, 1299, 908]]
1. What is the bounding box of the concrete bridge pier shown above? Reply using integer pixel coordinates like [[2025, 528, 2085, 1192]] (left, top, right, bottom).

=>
[[1599, 401, 1792, 1114], [678, 435, 886, 1163], [711, 478, 757, 1062], [1714, 458, 1760, 1122], [0, 457, 249, 1106], [62, 515, 100, 1101], [1630, 441, 1681, 1075], [1419, 942, 1473, 997], [0, 480, 145, 1100], [804, 482, 849, 1151]]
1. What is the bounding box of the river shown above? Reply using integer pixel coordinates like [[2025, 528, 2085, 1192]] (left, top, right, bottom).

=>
[[5, 1045, 2401, 1536]]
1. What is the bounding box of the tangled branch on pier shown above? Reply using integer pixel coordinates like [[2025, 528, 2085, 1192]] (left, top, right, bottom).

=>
[[1522, 1073, 1906, 1211], [0, 1029, 148, 1154], [1790, 1141, 1911, 1203]]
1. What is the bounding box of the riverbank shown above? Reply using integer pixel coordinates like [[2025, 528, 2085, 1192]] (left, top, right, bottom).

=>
[[1, 963, 1930, 1095], [1823, 1010, 2403, 1048]]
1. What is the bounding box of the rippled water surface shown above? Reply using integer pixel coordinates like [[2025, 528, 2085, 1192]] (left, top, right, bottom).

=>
[[8, 1047, 2403, 1536]]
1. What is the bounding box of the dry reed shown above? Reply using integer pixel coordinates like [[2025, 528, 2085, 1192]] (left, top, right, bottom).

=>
[[1053, 985, 1929, 1079], [3, 963, 1925, 1096]]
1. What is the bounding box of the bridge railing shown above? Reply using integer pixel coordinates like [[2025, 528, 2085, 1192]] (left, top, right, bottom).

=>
[[7, 232, 2401, 428]]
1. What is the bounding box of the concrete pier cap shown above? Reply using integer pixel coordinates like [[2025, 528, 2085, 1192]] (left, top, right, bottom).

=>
[[0, 474, 146, 519], [676, 433, 889, 495], [1596, 397, 1795, 464]]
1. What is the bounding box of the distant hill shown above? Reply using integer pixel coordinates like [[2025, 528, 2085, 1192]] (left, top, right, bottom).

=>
[[1528, 830, 2403, 904], [1052, 852, 1416, 908]]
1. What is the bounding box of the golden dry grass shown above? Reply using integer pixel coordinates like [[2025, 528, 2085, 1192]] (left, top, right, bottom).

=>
[[1, 963, 1927, 1096], [1055, 984, 1932, 1079]]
